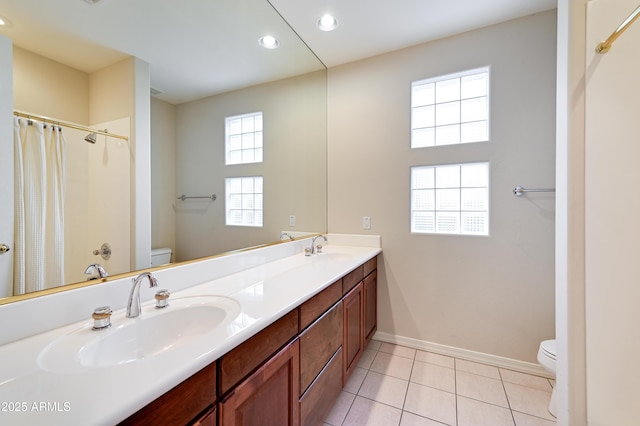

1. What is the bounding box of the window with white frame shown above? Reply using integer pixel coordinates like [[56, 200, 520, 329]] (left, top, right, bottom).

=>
[[411, 68, 489, 148], [225, 112, 263, 165], [226, 176, 263, 227], [411, 163, 489, 235]]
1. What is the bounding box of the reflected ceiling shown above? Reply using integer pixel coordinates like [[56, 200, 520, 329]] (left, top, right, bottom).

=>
[[0, 0, 557, 104]]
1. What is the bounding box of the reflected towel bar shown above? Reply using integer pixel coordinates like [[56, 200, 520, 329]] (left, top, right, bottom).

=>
[[176, 194, 217, 201], [595, 4, 640, 53], [513, 186, 556, 197]]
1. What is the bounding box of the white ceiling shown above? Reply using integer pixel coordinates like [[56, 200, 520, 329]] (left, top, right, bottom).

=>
[[0, 0, 556, 104]]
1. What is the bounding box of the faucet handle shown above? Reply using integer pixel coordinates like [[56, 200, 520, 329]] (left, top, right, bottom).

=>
[[155, 289, 171, 309], [315, 244, 324, 253], [92, 306, 112, 330]]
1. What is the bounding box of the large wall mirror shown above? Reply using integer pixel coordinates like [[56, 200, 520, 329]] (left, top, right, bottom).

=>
[[0, 0, 327, 303]]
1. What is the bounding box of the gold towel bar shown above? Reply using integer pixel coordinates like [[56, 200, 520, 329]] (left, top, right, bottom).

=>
[[596, 4, 640, 53]]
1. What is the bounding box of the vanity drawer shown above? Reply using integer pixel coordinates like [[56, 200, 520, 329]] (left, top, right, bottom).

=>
[[299, 279, 342, 331], [219, 308, 299, 395], [299, 347, 343, 426], [342, 266, 363, 295], [299, 301, 343, 395], [363, 256, 377, 277]]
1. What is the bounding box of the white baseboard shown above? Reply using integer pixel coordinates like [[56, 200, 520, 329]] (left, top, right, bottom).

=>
[[373, 331, 552, 379]]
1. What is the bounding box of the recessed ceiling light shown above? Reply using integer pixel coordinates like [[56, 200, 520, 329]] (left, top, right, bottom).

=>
[[317, 14, 338, 32], [258, 35, 280, 49]]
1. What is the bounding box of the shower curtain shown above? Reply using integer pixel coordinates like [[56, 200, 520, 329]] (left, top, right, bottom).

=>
[[13, 117, 66, 295]]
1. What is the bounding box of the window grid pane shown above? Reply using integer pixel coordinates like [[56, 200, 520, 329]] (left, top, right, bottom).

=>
[[411, 163, 489, 236], [226, 176, 264, 227], [411, 68, 489, 148], [225, 112, 264, 165]]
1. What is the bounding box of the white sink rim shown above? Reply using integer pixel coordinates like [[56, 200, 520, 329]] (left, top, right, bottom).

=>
[[37, 295, 241, 374]]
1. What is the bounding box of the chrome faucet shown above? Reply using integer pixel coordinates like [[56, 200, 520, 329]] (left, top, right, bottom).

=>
[[84, 263, 108, 280], [310, 234, 327, 255], [126, 272, 159, 318]]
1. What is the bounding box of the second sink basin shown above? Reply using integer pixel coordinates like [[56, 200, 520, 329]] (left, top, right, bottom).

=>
[[38, 295, 241, 373]]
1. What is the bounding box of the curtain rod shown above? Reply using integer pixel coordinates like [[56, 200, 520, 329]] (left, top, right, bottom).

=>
[[13, 110, 129, 141], [596, 4, 640, 53]]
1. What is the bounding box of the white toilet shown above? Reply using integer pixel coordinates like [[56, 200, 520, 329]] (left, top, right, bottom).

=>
[[537, 339, 557, 417], [150, 247, 172, 266]]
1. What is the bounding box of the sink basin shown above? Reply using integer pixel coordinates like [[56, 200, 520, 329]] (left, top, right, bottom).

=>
[[38, 295, 241, 373]]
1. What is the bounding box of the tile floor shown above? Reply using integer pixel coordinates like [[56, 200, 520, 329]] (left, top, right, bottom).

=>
[[324, 340, 556, 426]]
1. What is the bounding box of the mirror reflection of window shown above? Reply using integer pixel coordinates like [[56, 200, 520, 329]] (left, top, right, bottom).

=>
[[225, 176, 264, 227], [225, 112, 263, 165]]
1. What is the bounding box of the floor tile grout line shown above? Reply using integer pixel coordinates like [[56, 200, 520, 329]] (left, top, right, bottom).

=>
[[453, 357, 458, 426], [498, 365, 518, 426], [329, 342, 555, 425]]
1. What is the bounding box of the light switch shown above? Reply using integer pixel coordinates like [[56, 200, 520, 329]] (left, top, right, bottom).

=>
[[289, 215, 296, 227]]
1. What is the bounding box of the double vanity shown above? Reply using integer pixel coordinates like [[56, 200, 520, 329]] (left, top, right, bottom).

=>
[[0, 234, 381, 425]]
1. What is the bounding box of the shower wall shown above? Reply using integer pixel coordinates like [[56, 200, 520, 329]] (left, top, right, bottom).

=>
[[64, 119, 131, 284]]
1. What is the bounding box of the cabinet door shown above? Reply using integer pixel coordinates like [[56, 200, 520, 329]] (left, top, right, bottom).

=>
[[219, 340, 300, 426], [342, 281, 364, 384], [193, 405, 216, 426], [363, 270, 377, 345]]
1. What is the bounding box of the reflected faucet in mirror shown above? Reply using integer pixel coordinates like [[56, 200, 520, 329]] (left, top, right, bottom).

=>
[[280, 232, 294, 241], [126, 272, 159, 318], [84, 264, 108, 280]]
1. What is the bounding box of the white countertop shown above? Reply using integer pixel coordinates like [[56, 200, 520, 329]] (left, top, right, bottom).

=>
[[0, 240, 380, 425]]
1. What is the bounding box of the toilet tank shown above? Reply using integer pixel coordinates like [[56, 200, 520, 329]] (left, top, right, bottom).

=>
[[150, 248, 172, 266]]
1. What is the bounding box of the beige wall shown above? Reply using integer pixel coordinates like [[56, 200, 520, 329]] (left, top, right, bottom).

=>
[[328, 11, 557, 363], [13, 46, 89, 124], [584, 0, 640, 423], [173, 71, 327, 262], [150, 97, 176, 256], [89, 57, 134, 124]]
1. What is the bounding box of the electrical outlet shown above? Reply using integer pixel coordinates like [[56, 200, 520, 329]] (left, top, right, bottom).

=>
[[289, 215, 296, 227], [362, 216, 371, 230]]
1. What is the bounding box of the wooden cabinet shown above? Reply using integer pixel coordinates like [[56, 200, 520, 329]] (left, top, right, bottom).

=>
[[299, 301, 343, 394], [342, 281, 364, 384], [219, 340, 300, 426], [299, 348, 343, 426], [342, 266, 363, 295], [299, 280, 342, 331], [118, 361, 217, 425], [193, 406, 217, 426], [123, 255, 378, 426], [364, 269, 377, 346], [343, 256, 378, 382], [218, 309, 299, 395]]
